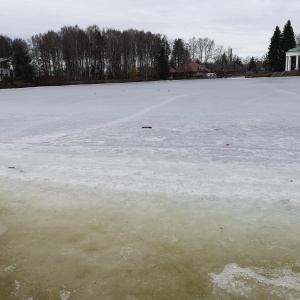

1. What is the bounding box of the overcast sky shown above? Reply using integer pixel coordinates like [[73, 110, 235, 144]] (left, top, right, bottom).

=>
[[2, 0, 300, 59]]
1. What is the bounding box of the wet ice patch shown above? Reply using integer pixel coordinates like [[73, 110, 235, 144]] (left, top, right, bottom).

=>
[[3, 265, 16, 272], [60, 291, 71, 300], [210, 263, 300, 299], [15, 280, 21, 290]]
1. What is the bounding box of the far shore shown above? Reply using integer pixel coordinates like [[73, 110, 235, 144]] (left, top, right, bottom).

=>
[[1, 70, 299, 90]]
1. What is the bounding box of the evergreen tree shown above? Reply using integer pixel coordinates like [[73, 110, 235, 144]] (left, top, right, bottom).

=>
[[157, 38, 170, 80], [234, 56, 242, 71], [221, 52, 227, 70], [0, 35, 12, 60], [12, 39, 35, 82], [170, 39, 189, 68], [281, 20, 296, 53], [267, 26, 284, 71], [248, 56, 256, 71]]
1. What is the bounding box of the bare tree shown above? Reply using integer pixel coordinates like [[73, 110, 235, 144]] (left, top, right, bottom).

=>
[[296, 33, 300, 46], [197, 37, 204, 63], [202, 37, 215, 64], [86, 25, 105, 79], [188, 37, 197, 61], [213, 45, 225, 70]]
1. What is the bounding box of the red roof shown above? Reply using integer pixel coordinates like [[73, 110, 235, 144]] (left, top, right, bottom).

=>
[[170, 67, 177, 73], [175, 60, 210, 73]]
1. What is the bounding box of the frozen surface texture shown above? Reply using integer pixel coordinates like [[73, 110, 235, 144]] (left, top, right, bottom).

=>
[[0, 78, 300, 299], [1, 78, 300, 199]]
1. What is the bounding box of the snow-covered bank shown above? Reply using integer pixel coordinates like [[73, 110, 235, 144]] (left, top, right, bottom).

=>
[[1, 78, 300, 299]]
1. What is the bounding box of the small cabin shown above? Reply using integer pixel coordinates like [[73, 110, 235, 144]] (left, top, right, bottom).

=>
[[172, 60, 211, 79]]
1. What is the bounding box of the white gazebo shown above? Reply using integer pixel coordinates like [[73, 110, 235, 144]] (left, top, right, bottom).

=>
[[285, 47, 300, 71]]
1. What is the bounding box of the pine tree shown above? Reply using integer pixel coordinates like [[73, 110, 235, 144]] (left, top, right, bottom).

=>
[[248, 57, 256, 71], [281, 20, 296, 53], [0, 35, 12, 60], [157, 38, 170, 80], [267, 26, 284, 71], [221, 52, 227, 70], [170, 39, 189, 68]]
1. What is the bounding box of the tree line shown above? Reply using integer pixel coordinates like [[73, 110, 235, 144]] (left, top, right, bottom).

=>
[[0, 25, 250, 83], [1, 22, 299, 84]]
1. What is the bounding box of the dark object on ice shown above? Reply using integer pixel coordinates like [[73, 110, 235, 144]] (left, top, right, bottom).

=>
[[8, 166, 25, 173], [142, 126, 152, 129], [290, 180, 294, 182]]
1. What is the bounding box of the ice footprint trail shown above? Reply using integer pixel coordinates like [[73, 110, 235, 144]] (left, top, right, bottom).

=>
[[89, 91, 203, 130]]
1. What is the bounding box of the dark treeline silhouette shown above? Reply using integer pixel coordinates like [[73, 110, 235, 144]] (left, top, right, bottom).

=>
[[4, 23, 293, 84], [1, 25, 172, 82], [31, 26, 167, 80], [0, 24, 248, 83]]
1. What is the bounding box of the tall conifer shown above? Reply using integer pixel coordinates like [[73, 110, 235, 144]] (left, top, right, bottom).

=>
[[157, 38, 170, 80], [281, 20, 296, 52], [12, 39, 35, 82], [248, 57, 256, 71], [267, 26, 284, 71]]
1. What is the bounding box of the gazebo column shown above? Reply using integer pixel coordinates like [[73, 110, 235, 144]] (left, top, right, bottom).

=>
[[288, 56, 292, 71], [295, 55, 299, 71], [285, 56, 291, 71]]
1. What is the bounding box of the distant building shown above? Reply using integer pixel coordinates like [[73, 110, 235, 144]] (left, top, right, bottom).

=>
[[206, 72, 217, 79], [170, 60, 211, 79], [0, 58, 11, 82], [169, 67, 177, 79], [0, 68, 10, 81]]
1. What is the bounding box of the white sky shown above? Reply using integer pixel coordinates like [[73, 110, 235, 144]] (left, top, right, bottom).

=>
[[1, 0, 300, 59]]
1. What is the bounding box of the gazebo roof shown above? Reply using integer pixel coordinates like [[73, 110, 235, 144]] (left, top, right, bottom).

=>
[[287, 47, 300, 53]]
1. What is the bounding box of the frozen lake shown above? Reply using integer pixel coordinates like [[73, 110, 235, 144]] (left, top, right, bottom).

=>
[[1, 78, 300, 299]]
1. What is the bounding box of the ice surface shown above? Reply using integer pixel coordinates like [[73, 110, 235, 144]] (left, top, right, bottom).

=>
[[1, 78, 300, 200], [1, 77, 300, 299]]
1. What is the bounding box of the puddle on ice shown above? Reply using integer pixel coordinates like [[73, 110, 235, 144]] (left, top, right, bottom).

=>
[[210, 263, 300, 299], [1, 179, 300, 300]]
